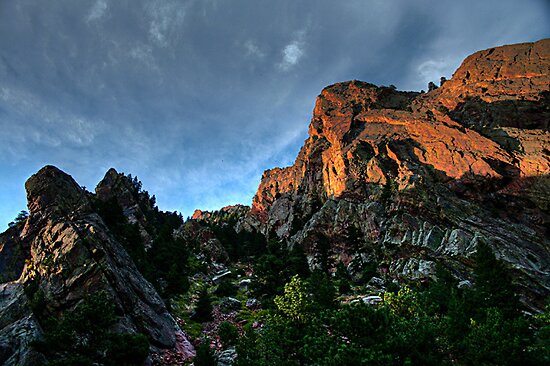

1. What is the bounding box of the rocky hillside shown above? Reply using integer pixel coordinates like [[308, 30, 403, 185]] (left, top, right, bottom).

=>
[[0, 166, 194, 365], [246, 39, 550, 308], [0, 39, 549, 366]]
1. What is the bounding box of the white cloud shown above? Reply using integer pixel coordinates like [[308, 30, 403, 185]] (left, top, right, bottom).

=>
[[130, 44, 159, 71], [146, 1, 188, 47], [416, 59, 453, 90], [0, 86, 105, 152], [281, 43, 303, 69], [244, 40, 265, 58], [86, 0, 108, 23], [278, 30, 307, 71]]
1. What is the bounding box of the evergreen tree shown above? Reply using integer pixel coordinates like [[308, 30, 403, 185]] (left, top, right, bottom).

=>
[[308, 270, 336, 310], [473, 241, 520, 318], [193, 288, 213, 322], [218, 321, 239, 348], [194, 340, 217, 366], [34, 292, 149, 366], [286, 244, 310, 279]]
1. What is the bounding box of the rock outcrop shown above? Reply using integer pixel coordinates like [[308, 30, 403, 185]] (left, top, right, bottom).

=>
[[0, 166, 194, 365], [0, 226, 27, 284], [0, 282, 44, 366], [246, 39, 550, 308], [95, 168, 155, 248], [191, 205, 250, 226], [176, 220, 229, 265]]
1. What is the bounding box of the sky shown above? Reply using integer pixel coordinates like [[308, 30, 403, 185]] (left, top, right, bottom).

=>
[[0, 0, 548, 229]]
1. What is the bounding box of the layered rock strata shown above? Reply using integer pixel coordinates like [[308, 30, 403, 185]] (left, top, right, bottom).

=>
[[246, 39, 550, 308]]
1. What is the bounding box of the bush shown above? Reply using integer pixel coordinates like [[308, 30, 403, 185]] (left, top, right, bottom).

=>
[[194, 340, 217, 366], [472, 241, 520, 318], [107, 333, 149, 366], [33, 292, 149, 366], [461, 308, 532, 365], [193, 288, 213, 322], [274, 275, 310, 322], [218, 321, 239, 347], [215, 281, 238, 298]]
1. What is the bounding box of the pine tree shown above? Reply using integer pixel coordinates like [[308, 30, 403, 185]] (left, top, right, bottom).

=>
[[473, 241, 520, 318], [193, 288, 213, 322], [194, 339, 217, 366]]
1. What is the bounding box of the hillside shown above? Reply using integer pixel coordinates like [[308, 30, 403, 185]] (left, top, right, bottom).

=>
[[0, 39, 549, 366], [246, 38, 550, 308]]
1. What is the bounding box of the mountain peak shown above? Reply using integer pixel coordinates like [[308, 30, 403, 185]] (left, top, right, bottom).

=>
[[247, 39, 550, 307], [24, 165, 88, 219], [428, 38, 550, 110]]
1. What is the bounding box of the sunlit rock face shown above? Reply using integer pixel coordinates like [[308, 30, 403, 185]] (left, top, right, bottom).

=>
[[0, 166, 194, 365], [247, 39, 550, 309], [425, 39, 550, 109]]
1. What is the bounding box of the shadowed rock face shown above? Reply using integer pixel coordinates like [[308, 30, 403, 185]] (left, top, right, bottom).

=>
[[247, 39, 550, 308], [95, 167, 155, 248], [0, 166, 194, 365], [0, 227, 27, 284]]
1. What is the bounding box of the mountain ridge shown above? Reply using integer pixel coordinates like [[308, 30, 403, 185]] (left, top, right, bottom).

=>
[[0, 38, 549, 365], [243, 38, 550, 307]]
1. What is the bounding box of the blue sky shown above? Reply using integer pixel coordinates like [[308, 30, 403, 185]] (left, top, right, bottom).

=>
[[0, 0, 549, 229]]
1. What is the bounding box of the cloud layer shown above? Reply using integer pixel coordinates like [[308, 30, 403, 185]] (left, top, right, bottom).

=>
[[0, 0, 548, 228]]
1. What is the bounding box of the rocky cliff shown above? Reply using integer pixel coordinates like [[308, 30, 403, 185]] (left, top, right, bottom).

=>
[[247, 39, 550, 308], [1, 38, 549, 364], [0, 166, 194, 365]]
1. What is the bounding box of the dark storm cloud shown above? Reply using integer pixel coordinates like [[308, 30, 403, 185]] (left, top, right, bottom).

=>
[[0, 0, 548, 227]]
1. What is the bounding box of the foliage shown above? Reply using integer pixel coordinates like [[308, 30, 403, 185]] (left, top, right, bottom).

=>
[[472, 241, 520, 318], [307, 270, 336, 310], [381, 178, 397, 202], [229, 243, 544, 366], [33, 292, 149, 366], [215, 280, 238, 298], [8, 210, 29, 228], [383, 286, 421, 317], [314, 233, 331, 273], [250, 240, 306, 304], [93, 196, 190, 299], [218, 321, 239, 347], [209, 219, 267, 260], [193, 340, 217, 366], [193, 288, 213, 322], [23, 274, 47, 320], [531, 301, 550, 363], [274, 275, 310, 322], [460, 308, 533, 366]]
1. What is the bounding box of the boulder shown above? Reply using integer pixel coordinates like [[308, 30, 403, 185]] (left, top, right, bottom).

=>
[[219, 297, 241, 313]]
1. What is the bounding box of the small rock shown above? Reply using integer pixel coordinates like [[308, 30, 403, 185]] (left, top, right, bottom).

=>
[[238, 279, 251, 290], [367, 277, 385, 288], [458, 280, 473, 289], [362, 295, 383, 305], [245, 298, 259, 309], [217, 347, 237, 366], [213, 271, 232, 284], [219, 297, 241, 313]]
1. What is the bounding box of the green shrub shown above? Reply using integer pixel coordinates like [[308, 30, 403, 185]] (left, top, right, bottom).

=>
[[193, 288, 213, 322], [194, 340, 217, 366], [218, 321, 239, 347], [33, 292, 149, 366], [215, 281, 238, 298], [107, 333, 149, 366]]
